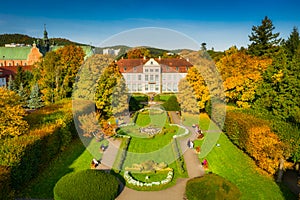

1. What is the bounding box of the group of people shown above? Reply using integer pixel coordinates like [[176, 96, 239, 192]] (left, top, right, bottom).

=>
[[91, 158, 100, 169]]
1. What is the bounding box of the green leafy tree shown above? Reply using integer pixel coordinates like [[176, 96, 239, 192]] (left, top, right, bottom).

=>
[[283, 26, 300, 58], [73, 54, 114, 100], [94, 63, 123, 119], [0, 87, 29, 139], [248, 16, 281, 57], [255, 49, 300, 123], [28, 83, 43, 109]]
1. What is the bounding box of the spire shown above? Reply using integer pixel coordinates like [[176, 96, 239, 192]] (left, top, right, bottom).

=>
[[43, 24, 48, 40]]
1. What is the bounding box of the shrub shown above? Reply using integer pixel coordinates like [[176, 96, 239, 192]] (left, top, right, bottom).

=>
[[224, 112, 285, 174], [54, 169, 119, 200], [185, 174, 241, 200], [162, 96, 180, 111], [0, 166, 13, 199]]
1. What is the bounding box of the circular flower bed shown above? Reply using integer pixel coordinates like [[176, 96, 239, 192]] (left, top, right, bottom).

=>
[[124, 169, 173, 187]]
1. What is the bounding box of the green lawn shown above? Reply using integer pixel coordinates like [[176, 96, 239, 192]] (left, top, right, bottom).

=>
[[18, 139, 106, 199], [193, 118, 296, 200]]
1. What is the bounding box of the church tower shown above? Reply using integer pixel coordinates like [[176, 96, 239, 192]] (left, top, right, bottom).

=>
[[43, 24, 50, 52]]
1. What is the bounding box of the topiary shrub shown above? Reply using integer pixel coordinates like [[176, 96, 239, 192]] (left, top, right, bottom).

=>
[[185, 173, 241, 200], [162, 96, 180, 111], [54, 169, 119, 200]]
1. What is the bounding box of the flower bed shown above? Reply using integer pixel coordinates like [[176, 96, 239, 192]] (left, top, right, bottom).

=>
[[124, 169, 173, 187]]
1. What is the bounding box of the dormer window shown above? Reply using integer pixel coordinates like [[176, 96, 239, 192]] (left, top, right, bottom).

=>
[[133, 66, 136, 71], [151, 61, 153, 65], [176, 67, 179, 71], [124, 67, 126, 71]]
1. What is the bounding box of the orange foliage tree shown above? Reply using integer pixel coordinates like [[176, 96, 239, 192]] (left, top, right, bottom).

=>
[[216, 47, 272, 108], [224, 111, 288, 174]]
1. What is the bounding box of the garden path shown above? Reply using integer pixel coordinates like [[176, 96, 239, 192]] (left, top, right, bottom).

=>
[[116, 111, 204, 200], [97, 137, 122, 170]]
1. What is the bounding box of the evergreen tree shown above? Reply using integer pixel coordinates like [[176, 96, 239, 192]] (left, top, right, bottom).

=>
[[18, 82, 28, 107], [7, 75, 14, 90], [284, 26, 300, 58], [28, 83, 43, 109], [248, 16, 281, 57]]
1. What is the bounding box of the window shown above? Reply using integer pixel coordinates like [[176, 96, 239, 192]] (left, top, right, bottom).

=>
[[132, 84, 137, 91], [176, 67, 179, 71], [186, 66, 189, 71], [8, 63, 11, 66], [167, 83, 171, 91], [145, 75, 148, 81], [124, 67, 126, 71], [151, 61, 153, 65], [150, 69, 153, 72], [0, 63, 3, 66], [24, 63, 27, 66], [145, 69, 148, 72], [155, 75, 159, 81], [133, 66, 137, 72], [166, 66, 169, 71], [145, 84, 148, 91], [138, 84, 142, 91], [132, 75, 136, 81], [127, 75, 131, 81], [162, 84, 166, 91], [16, 63, 19, 66], [155, 84, 159, 91], [155, 69, 159, 72], [128, 84, 132, 91], [150, 84, 154, 91], [150, 75, 154, 81], [138, 74, 141, 81], [173, 83, 178, 91]]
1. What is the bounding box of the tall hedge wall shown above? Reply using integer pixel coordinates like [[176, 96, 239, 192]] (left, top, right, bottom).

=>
[[224, 112, 285, 174], [0, 100, 76, 198]]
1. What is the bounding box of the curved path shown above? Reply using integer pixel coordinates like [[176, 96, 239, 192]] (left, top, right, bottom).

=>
[[115, 111, 204, 200]]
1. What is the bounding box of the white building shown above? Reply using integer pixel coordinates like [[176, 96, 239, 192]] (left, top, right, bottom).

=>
[[117, 57, 192, 93], [103, 48, 120, 56]]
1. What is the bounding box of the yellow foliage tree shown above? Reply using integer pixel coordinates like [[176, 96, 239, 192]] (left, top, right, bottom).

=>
[[0, 88, 29, 139], [216, 47, 272, 108]]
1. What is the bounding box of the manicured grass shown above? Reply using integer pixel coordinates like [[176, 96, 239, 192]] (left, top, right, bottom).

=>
[[18, 139, 106, 199], [135, 110, 168, 127], [194, 134, 296, 200]]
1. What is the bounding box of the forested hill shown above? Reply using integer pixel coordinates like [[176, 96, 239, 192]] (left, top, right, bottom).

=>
[[0, 33, 86, 46]]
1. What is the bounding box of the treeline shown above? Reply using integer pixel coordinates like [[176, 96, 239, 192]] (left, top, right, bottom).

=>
[[0, 95, 76, 198], [178, 16, 300, 174], [0, 33, 85, 46]]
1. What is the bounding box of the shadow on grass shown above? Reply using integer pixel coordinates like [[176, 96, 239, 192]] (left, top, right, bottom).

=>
[[278, 170, 300, 200], [17, 139, 87, 199]]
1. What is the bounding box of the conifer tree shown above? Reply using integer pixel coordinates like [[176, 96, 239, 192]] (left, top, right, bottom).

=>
[[28, 83, 43, 109], [284, 26, 300, 58], [18, 82, 28, 107], [7, 75, 14, 90], [248, 16, 281, 57]]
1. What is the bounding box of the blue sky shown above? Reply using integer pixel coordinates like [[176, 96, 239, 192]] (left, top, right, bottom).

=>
[[0, 0, 299, 50]]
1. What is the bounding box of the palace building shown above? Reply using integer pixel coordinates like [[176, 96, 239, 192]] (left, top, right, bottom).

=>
[[117, 57, 193, 93]]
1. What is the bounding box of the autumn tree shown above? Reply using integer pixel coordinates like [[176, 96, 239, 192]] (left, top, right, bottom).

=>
[[37, 45, 85, 103], [78, 112, 100, 138], [177, 78, 199, 114], [216, 47, 272, 108], [248, 16, 281, 57], [73, 54, 114, 100], [0, 87, 29, 139], [126, 48, 150, 59], [56, 45, 85, 98], [94, 62, 124, 119]]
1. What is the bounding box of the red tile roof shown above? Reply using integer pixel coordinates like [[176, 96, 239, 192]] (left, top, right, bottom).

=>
[[0, 66, 33, 79], [117, 58, 193, 73]]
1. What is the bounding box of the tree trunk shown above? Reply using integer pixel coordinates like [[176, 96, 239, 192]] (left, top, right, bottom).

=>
[[295, 162, 299, 171], [276, 158, 284, 183]]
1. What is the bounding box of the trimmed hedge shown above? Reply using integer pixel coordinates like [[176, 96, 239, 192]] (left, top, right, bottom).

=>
[[0, 100, 75, 197], [54, 169, 119, 200], [185, 173, 241, 200], [224, 111, 285, 174], [171, 138, 185, 174], [113, 137, 131, 171], [161, 96, 180, 111]]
